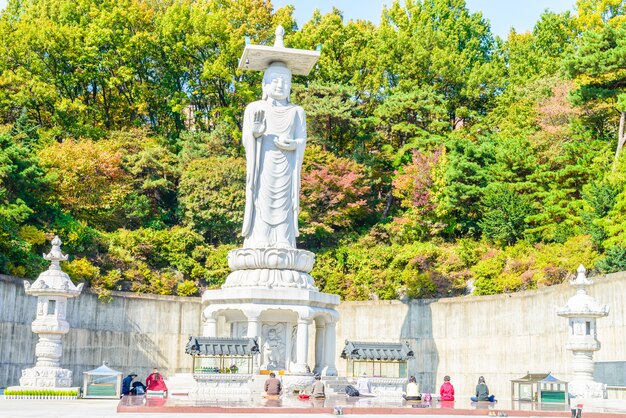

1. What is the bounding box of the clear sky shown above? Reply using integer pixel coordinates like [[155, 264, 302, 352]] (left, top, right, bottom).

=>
[[0, 0, 576, 39], [272, 0, 577, 39]]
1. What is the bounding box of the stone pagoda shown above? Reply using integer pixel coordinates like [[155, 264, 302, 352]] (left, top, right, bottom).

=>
[[9, 236, 83, 391], [556, 264, 609, 399], [202, 26, 340, 386]]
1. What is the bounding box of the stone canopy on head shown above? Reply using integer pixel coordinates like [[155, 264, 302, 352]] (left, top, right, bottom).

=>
[[238, 25, 320, 76]]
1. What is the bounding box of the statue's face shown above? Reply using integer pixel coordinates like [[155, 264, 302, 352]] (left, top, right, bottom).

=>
[[264, 66, 291, 101]]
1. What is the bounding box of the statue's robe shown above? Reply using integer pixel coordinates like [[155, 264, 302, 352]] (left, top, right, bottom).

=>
[[241, 99, 306, 248]]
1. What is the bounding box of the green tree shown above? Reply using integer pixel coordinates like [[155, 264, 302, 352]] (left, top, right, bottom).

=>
[[38, 138, 134, 230], [480, 184, 533, 246], [292, 82, 358, 155], [564, 23, 626, 163], [0, 130, 51, 277], [379, 0, 504, 129], [436, 136, 494, 237], [595, 244, 626, 272], [178, 156, 245, 245]]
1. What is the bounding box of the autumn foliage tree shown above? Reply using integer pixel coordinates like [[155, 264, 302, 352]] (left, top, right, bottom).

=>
[[300, 145, 371, 246]]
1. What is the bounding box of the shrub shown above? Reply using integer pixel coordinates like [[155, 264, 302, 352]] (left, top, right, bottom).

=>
[[177, 279, 199, 297], [595, 245, 626, 273], [63, 257, 100, 286]]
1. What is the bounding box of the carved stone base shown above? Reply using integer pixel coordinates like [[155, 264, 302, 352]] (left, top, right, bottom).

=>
[[228, 248, 315, 272], [224, 269, 317, 290], [19, 366, 73, 388], [569, 379, 607, 399], [190, 374, 253, 398], [223, 247, 318, 290]]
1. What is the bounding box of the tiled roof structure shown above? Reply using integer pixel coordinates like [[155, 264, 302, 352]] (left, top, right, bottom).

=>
[[340, 340, 414, 361], [185, 336, 259, 357]]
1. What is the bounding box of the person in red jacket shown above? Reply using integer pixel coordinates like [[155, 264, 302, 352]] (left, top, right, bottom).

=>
[[146, 368, 168, 395], [439, 375, 455, 401]]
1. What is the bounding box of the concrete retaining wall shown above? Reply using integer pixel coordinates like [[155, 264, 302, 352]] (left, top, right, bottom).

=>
[[335, 272, 626, 399], [2, 272, 625, 400], [0, 275, 202, 389]]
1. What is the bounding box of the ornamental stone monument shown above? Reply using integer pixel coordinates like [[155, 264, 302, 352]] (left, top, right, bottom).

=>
[[556, 265, 609, 399], [8, 236, 83, 392], [202, 27, 340, 388]]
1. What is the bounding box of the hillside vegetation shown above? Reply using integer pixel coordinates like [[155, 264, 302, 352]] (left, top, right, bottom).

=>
[[1, 0, 626, 300]]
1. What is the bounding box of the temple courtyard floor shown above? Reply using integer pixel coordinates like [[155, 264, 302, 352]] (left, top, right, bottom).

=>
[[2, 395, 626, 417]]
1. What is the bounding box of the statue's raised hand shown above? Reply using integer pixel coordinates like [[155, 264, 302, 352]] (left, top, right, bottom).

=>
[[252, 110, 266, 138]]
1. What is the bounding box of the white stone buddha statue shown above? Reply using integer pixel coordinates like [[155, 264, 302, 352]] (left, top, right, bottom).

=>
[[241, 62, 306, 249]]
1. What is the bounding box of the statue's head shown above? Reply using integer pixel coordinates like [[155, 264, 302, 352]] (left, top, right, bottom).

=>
[[263, 62, 292, 101]]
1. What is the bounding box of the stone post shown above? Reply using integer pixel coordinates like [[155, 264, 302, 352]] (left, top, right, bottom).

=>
[[293, 319, 310, 373], [246, 316, 259, 339], [313, 322, 325, 375], [204, 317, 218, 338], [322, 321, 337, 376], [246, 316, 260, 373]]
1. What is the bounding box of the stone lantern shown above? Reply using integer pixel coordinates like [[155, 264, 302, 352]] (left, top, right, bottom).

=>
[[14, 236, 83, 389], [556, 264, 609, 399]]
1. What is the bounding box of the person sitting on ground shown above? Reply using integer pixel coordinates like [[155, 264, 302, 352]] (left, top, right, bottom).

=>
[[439, 375, 455, 401], [146, 367, 168, 395], [471, 376, 496, 402], [264, 372, 282, 396], [345, 384, 360, 397], [130, 380, 146, 395], [403, 376, 421, 401], [356, 372, 372, 395], [310, 374, 326, 398], [121, 372, 137, 396]]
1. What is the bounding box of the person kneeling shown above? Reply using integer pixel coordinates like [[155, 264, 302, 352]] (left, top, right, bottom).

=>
[[403, 376, 421, 401]]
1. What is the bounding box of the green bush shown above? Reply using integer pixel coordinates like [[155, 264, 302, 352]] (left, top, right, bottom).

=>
[[177, 279, 199, 297]]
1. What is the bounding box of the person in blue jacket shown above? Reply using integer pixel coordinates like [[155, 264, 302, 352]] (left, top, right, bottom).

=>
[[121, 372, 138, 396]]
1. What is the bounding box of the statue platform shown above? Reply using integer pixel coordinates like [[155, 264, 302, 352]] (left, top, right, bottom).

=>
[[202, 286, 340, 376]]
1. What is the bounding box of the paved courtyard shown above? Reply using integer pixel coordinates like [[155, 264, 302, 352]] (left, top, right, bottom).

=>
[[2, 396, 625, 418]]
